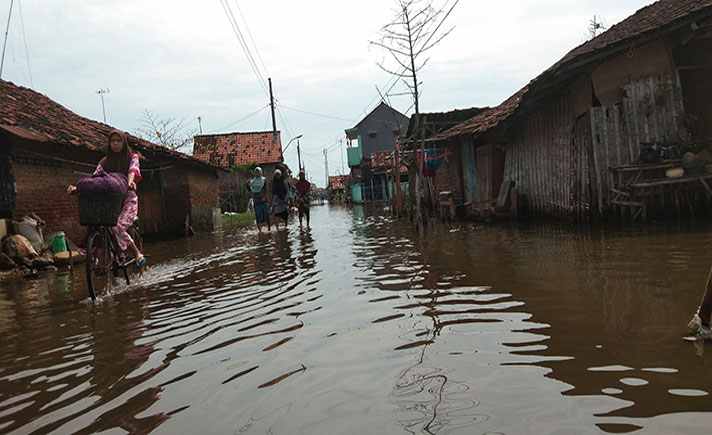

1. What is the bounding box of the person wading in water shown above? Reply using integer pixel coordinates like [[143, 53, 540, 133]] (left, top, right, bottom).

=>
[[294, 170, 311, 227], [271, 169, 290, 230], [246, 167, 271, 234]]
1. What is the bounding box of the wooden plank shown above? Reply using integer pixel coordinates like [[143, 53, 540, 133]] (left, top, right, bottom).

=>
[[631, 174, 712, 188], [612, 199, 643, 206], [611, 188, 631, 197], [610, 160, 681, 172]]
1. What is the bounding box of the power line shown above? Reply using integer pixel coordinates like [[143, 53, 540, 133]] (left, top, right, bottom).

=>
[[209, 103, 269, 133], [17, 0, 30, 88], [278, 103, 354, 122], [232, 0, 270, 79], [219, 0, 268, 97]]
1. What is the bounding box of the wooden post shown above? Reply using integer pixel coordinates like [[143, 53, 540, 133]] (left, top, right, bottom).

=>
[[698, 265, 712, 328], [395, 147, 403, 217]]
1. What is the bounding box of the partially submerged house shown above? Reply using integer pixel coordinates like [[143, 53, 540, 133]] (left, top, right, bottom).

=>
[[327, 175, 348, 200], [403, 107, 488, 206], [436, 0, 712, 221], [345, 102, 409, 203], [0, 79, 223, 243], [193, 131, 286, 212], [369, 150, 409, 200]]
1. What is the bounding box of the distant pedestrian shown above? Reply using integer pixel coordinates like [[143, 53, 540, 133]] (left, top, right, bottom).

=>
[[247, 167, 270, 234], [689, 265, 712, 338], [294, 170, 311, 227], [271, 169, 290, 230]]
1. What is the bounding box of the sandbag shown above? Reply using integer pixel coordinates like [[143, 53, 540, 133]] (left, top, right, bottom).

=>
[[13, 214, 45, 252], [3, 234, 38, 259]]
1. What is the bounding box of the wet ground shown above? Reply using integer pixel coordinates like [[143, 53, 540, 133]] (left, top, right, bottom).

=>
[[1, 203, 712, 434]]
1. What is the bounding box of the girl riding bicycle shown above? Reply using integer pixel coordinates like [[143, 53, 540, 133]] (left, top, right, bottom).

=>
[[68, 130, 146, 267]]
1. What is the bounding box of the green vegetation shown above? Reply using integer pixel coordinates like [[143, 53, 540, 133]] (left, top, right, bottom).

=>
[[221, 212, 256, 228]]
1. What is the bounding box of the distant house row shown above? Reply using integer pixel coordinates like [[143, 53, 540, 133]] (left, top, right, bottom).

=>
[[342, 0, 712, 222], [0, 80, 225, 244]]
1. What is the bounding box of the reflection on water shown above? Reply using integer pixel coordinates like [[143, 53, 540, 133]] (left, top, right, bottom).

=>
[[1, 204, 712, 433]]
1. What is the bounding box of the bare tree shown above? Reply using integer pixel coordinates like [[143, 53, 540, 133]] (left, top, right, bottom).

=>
[[370, 0, 458, 226], [134, 109, 196, 152], [370, 0, 457, 116]]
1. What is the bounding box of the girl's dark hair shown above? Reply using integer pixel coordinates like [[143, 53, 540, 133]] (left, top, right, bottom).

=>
[[101, 130, 132, 175]]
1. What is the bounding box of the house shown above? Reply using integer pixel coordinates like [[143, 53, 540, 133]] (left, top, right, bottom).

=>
[[193, 131, 287, 212], [437, 0, 712, 221], [327, 175, 349, 200], [369, 149, 410, 200], [345, 102, 409, 203], [402, 108, 488, 207], [0, 79, 223, 244]]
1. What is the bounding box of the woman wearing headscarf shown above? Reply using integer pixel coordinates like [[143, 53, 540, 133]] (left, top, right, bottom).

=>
[[247, 167, 270, 233], [67, 130, 145, 266], [271, 169, 290, 229], [294, 170, 311, 227]]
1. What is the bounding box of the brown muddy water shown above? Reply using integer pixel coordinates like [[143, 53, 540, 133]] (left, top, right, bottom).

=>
[[1, 204, 712, 434]]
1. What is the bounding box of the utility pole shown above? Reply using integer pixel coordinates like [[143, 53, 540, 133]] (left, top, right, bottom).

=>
[[297, 139, 302, 171], [96, 88, 109, 123], [324, 149, 329, 188], [0, 0, 14, 79], [197, 116, 203, 134], [340, 139, 345, 174], [268, 77, 277, 142]]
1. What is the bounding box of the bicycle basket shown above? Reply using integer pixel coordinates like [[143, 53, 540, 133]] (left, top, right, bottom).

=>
[[78, 193, 124, 226]]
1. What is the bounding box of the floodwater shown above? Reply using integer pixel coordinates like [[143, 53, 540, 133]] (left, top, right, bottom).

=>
[[1, 204, 712, 434]]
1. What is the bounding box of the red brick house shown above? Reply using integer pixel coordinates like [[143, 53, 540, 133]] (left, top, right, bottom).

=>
[[327, 175, 348, 199], [193, 131, 287, 211], [0, 79, 223, 243]]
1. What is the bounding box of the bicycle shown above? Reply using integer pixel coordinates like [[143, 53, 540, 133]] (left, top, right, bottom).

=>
[[78, 192, 144, 301]]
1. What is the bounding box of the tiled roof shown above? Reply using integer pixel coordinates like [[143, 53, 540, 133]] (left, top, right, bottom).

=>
[[0, 79, 219, 169], [328, 175, 348, 190], [440, 0, 712, 140], [405, 107, 489, 139], [193, 131, 283, 168], [370, 149, 408, 174], [438, 88, 527, 139]]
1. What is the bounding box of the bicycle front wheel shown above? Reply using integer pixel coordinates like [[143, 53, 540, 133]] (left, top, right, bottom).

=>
[[85, 229, 115, 301]]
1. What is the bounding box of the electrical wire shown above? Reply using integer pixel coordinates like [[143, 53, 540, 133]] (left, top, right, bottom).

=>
[[278, 103, 353, 122], [17, 0, 30, 88], [208, 104, 269, 133], [232, 0, 270, 80], [219, 0, 268, 97]]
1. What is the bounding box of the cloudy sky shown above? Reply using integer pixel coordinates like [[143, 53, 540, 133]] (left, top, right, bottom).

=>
[[1, 0, 653, 186]]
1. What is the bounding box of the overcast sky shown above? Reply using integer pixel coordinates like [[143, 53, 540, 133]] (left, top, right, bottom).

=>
[[1, 0, 654, 187]]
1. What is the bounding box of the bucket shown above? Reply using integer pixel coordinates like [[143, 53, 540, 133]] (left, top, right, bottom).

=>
[[46, 232, 67, 254]]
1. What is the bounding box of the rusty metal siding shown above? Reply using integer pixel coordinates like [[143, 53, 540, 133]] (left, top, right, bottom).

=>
[[512, 95, 575, 217], [587, 73, 686, 213], [500, 73, 685, 220], [460, 138, 478, 203]]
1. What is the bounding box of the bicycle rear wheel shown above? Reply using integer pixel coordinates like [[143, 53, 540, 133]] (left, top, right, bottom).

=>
[[85, 229, 115, 301]]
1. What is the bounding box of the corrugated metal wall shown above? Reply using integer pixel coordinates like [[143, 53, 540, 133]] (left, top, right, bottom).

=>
[[503, 73, 685, 220], [504, 94, 586, 218], [588, 74, 686, 213]]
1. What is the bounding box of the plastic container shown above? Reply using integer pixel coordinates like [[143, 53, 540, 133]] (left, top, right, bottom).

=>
[[78, 193, 124, 226], [46, 232, 67, 254]]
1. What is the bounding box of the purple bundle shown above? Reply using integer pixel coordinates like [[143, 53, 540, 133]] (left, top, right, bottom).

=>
[[76, 169, 128, 197]]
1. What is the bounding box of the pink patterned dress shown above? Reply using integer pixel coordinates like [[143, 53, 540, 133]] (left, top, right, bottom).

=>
[[94, 153, 141, 255]]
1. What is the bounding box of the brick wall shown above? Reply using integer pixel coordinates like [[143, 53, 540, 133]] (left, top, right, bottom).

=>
[[11, 139, 220, 242], [14, 141, 102, 244], [433, 148, 464, 204], [188, 167, 219, 232], [160, 166, 192, 234]]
